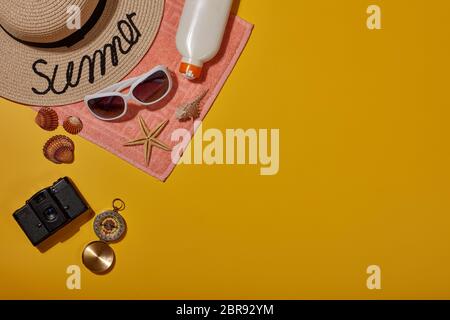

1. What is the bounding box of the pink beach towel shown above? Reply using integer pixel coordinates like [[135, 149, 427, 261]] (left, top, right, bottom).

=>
[[33, 0, 253, 181]]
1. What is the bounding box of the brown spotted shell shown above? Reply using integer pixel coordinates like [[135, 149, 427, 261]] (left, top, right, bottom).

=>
[[63, 116, 83, 135], [43, 135, 75, 164], [35, 108, 59, 131]]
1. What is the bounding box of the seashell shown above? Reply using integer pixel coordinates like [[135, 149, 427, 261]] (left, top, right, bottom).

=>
[[54, 146, 74, 164], [35, 107, 59, 131], [63, 116, 83, 135], [176, 90, 208, 121], [43, 135, 75, 164]]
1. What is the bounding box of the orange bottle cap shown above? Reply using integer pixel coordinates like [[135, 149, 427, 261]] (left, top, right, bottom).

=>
[[180, 62, 202, 80]]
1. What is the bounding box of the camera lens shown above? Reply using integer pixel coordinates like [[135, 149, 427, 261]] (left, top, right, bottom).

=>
[[43, 207, 58, 222]]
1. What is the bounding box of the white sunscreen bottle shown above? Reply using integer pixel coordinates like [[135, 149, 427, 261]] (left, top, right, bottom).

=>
[[176, 0, 233, 80]]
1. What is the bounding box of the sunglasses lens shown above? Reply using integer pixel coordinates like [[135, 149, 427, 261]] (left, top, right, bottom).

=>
[[87, 96, 126, 120], [133, 70, 170, 104]]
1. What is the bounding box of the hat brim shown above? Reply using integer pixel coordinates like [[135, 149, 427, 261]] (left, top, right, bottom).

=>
[[0, 0, 164, 106]]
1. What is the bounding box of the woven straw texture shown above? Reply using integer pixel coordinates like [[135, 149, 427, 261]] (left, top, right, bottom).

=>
[[0, 0, 164, 106]]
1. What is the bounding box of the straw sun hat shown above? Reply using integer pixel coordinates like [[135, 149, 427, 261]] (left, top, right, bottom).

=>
[[0, 0, 164, 106]]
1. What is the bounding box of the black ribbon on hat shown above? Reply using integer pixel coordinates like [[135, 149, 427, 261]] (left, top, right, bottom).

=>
[[0, 0, 107, 48]]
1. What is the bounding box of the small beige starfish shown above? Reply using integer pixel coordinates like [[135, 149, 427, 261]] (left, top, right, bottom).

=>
[[124, 116, 172, 166]]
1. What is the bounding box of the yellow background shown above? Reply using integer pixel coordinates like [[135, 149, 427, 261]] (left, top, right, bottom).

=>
[[1, 0, 449, 299]]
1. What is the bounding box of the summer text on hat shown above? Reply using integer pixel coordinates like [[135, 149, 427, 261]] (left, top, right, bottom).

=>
[[0, 0, 164, 106]]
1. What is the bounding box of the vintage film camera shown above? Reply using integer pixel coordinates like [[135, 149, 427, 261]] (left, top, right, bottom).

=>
[[13, 177, 89, 246]]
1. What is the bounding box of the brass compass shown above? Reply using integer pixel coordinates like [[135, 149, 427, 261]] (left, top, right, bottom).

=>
[[82, 199, 127, 274], [93, 199, 127, 242]]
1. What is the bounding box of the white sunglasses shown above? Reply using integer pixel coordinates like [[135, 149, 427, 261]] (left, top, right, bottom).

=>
[[84, 65, 172, 121]]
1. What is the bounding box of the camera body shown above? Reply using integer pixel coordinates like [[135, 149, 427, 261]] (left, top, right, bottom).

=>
[[13, 177, 89, 246]]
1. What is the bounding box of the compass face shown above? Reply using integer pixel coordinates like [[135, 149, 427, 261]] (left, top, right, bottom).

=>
[[94, 210, 126, 242]]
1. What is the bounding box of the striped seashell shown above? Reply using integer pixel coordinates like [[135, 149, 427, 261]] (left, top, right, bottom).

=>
[[54, 146, 74, 164], [35, 107, 59, 131], [63, 116, 83, 135], [43, 135, 75, 164]]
